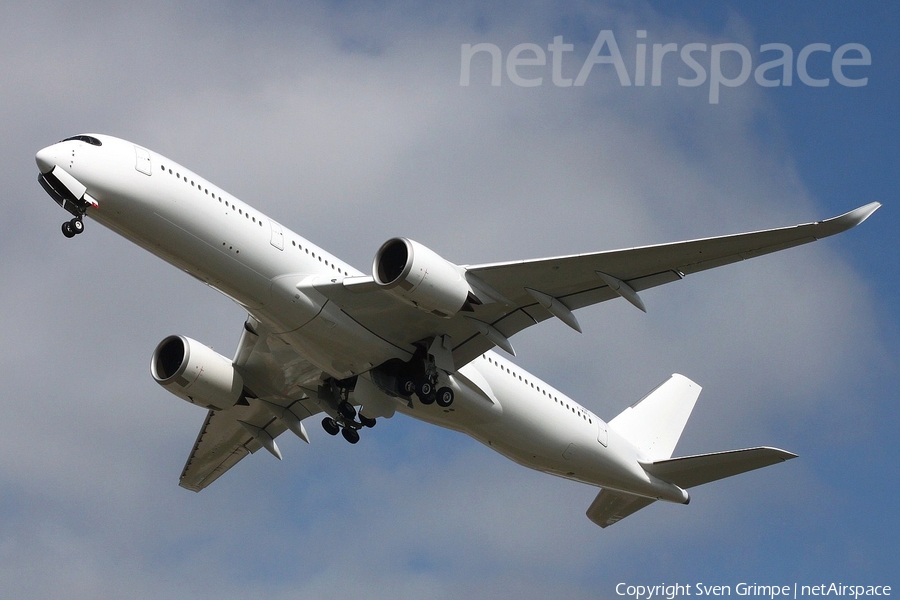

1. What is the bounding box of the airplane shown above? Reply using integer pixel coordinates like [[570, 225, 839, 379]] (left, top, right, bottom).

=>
[[35, 133, 879, 527]]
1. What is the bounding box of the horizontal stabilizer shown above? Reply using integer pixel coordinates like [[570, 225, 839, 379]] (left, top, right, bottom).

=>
[[609, 374, 701, 461], [641, 447, 797, 489], [586, 488, 657, 528]]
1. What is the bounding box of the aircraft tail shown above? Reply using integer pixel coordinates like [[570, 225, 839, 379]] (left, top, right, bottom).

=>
[[586, 447, 796, 528], [586, 489, 657, 528], [588, 375, 797, 528], [609, 373, 700, 461]]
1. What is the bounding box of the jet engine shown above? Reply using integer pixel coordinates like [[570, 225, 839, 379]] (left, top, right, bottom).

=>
[[150, 335, 243, 410], [373, 237, 471, 318]]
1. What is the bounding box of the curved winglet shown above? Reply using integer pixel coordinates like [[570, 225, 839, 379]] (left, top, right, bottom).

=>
[[816, 202, 881, 238]]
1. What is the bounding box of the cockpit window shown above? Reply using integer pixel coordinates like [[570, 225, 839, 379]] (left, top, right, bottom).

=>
[[60, 135, 102, 146]]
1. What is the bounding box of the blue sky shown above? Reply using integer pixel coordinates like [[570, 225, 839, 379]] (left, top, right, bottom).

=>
[[1, 2, 896, 598]]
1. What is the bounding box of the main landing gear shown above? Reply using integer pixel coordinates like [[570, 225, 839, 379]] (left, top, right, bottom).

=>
[[399, 377, 454, 408], [318, 378, 376, 445], [375, 343, 455, 409], [401, 342, 456, 408], [61, 217, 85, 238]]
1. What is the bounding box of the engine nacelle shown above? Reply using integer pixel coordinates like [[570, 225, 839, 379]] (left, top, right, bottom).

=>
[[373, 238, 470, 318], [150, 335, 243, 411]]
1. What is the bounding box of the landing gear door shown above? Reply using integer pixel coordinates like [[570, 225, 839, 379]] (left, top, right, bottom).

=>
[[269, 220, 284, 250], [597, 419, 608, 447]]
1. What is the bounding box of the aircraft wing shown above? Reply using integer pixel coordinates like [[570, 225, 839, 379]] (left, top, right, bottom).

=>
[[315, 203, 880, 369], [179, 319, 325, 492]]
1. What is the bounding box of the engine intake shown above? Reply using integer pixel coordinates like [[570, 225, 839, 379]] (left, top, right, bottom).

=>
[[373, 238, 471, 318], [150, 335, 243, 411]]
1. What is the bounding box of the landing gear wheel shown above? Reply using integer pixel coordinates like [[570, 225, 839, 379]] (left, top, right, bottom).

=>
[[359, 413, 377, 428], [338, 401, 357, 420], [61, 221, 76, 238], [322, 417, 340, 436], [436, 387, 454, 408], [71, 218, 84, 234], [341, 427, 360, 444], [416, 381, 433, 398], [399, 378, 416, 397]]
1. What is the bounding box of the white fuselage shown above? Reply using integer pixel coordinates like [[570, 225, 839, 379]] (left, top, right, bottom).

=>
[[35, 134, 688, 504]]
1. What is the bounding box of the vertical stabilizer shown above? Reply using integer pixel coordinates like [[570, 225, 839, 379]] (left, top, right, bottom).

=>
[[609, 374, 700, 461]]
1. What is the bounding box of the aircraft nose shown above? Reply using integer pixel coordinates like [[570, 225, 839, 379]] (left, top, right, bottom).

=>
[[35, 145, 58, 174]]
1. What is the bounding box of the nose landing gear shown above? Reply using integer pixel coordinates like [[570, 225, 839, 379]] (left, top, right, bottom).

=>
[[38, 163, 96, 238], [61, 217, 84, 238]]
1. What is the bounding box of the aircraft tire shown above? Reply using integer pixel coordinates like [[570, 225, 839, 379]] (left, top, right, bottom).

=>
[[436, 387, 454, 408], [341, 427, 360, 444], [338, 401, 357, 420], [322, 417, 340, 436], [399, 378, 416, 396]]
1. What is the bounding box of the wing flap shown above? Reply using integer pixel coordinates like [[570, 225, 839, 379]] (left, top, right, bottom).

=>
[[179, 405, 288, 492], [178, 410, 250, 492], [179, 409, 251, 492]]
